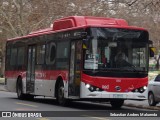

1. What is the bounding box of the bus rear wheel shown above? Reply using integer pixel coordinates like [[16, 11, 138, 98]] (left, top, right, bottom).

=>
[[17, 79, 34, 100], [110, 99, 124, 109], [57, 81, 67, 106], [17, 79, 25, 99]]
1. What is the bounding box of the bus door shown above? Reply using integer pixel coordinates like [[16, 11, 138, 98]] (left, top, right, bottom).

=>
[[69, 40, 82, 97], [26, 46, 36, 94]]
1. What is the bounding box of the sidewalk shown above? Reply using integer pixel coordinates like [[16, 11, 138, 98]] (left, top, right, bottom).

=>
[[0, 78, 5, 84], [0, 78, 6, 91], [124, 100, 160, 110], [0, 84, 6, 91]]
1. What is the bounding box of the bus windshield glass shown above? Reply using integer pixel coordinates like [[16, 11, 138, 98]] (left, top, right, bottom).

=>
[[84, 27, 149, 72]]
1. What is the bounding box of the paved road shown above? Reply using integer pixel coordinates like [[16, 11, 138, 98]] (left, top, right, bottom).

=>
[[0, 90, 154, 111], [0, 84, 160, 110], [0, 85, 159, 120]]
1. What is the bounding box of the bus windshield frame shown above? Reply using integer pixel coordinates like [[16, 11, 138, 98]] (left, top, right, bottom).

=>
[[83, 27, 149, 72]]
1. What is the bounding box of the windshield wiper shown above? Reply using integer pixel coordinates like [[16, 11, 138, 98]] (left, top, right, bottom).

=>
[[98, 68, 124, 72], [119, 66, 137, 72], [98, 66, 137, 72]]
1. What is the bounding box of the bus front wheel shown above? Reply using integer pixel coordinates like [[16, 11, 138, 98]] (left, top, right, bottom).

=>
[[110, 99, 124, 109]]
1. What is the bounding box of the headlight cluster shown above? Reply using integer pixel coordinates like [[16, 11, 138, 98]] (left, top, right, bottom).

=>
[[85, 84, 103, 92], [132, 86, 147, 93]]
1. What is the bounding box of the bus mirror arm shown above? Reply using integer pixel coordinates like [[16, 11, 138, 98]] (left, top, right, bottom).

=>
[[80, 32, 87, 38], [148, 40, 155, 57], [148, 40, 153, 46]]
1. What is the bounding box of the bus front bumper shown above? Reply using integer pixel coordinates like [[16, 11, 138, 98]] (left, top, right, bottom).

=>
[[80, 82, 147, 100]]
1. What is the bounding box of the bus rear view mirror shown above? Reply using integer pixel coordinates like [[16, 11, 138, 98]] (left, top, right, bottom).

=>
[[83, 36, 93, 49], [149, 47, 155, 57], [83, 39, 89, 49], [148, 40, 155, 57]]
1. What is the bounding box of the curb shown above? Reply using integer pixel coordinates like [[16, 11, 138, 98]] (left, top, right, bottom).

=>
[[124, 103, 160, 110], [0, 85, 7, 91]]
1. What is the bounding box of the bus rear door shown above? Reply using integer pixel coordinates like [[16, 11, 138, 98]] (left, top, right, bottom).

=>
[[26, 45, 36, 94], [69, 40, 82, 98]]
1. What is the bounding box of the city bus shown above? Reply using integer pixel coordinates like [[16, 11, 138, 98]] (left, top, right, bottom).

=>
[[5, 16, 153, 108]]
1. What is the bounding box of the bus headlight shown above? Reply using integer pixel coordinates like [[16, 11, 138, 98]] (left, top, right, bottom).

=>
[[96, 88, 100, 91], [85, 84, 90, 88], [132, 86, 147, 93], [85, 84, 103, 92], [143, 86, 147, 90], [90, 86, 94, 91]]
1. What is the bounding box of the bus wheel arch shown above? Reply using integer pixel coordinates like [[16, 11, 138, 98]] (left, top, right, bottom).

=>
[[16, 76, 34, 100]]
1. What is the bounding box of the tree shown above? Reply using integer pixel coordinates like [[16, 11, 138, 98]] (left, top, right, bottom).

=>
[[0, 0, 160, 74]]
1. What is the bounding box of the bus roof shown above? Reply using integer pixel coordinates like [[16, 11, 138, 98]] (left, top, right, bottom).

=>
[[7, 16, 147, 41]]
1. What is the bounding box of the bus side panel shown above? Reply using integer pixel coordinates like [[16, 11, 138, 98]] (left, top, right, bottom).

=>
[[6, 77, 17, 92], [34, 79, 56, 97], [33, 70, 69, 97], [5, 71, 26, 93]]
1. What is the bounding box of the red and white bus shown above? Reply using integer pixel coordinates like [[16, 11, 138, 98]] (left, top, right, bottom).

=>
[[5, 16, 153, 108]]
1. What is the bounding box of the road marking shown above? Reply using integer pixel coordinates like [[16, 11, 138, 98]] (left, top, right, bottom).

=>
[[16, 102, 38, 108], [82, 115, 110, 120], [37, 118, 50, 120], [15, 108, 38, 111]]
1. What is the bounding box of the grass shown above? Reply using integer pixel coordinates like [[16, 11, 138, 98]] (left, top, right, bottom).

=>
[[148, 70, 159, 80], [0, 78, 5, 84]]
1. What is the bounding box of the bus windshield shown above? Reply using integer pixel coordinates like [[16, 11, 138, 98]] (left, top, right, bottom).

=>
[[84, 27, 149, 72]]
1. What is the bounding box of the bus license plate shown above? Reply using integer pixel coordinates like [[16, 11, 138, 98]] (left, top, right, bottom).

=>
[[113, 94, 124, 98]]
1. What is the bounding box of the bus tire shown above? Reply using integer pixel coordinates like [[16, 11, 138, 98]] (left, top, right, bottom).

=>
[[148, 92, 157, 106], [16, 78, 25, 100], [16, 79, 34, 100], [25, 94, 34, 100], [110, 99, 124, 109], [57, 80, 68, 106]]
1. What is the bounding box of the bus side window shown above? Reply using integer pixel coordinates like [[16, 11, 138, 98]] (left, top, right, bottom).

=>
[[10, 48, 18, 66], [46, 42, 56, 65], [37, 45, 45, 64], [17, 47, 25, 66], [56, 41, 69, 69], [6, 47, 11, 70]]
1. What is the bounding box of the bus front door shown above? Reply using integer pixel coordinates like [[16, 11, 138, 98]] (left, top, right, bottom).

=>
[[26, 46, 36, 94], [69, 40, 82, 97]]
